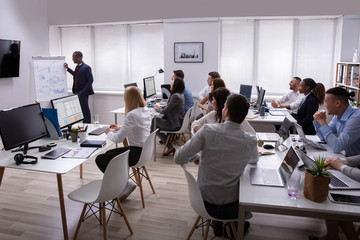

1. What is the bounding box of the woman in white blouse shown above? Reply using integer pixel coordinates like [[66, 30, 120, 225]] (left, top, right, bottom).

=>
[[192, 87, 256, 135], [95, 86, 151, 173]]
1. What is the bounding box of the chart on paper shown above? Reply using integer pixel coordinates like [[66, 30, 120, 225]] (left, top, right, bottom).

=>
[[33, 56, 68, 102]]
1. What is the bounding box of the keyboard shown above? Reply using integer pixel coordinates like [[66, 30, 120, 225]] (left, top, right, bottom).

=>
[[261, 169, 281, 185], [41, 147, 72, 159], [257, 133, 280, 142], [88, 127, 107, 135], [330, 175, 349, 188]]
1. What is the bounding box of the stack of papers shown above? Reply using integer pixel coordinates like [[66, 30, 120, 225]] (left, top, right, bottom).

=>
[[62, 148, 97, 159]]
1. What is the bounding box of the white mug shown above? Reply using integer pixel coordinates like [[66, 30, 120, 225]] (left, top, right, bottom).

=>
[[78, 132, 87, 143]]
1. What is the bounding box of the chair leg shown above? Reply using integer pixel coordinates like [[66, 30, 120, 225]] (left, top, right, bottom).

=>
[[102, 202, 108, 240], [115, 197, 134, 235], [73, 204, 87, 240], [137, 169, 145, 208], [182, 133, 186, 144], [179, 133, 182, 145], [186, 215, 201, 240], [225, 222, 232, 239], [131, 167, 141, 187], [143, 166, 155, 194], [203, 220, 211, 240], [99, 202, 103, 224], [161, 134, 171, 157], [230, 222, 238, 240]]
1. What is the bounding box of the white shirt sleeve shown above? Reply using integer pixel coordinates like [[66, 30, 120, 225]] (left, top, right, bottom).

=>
[[106, 111, 134, 143], [191, 111, 217, 131], [197, 85, 210, 101]]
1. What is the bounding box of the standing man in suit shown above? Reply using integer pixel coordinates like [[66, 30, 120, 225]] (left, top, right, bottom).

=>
[[64, 51, 94, 123]]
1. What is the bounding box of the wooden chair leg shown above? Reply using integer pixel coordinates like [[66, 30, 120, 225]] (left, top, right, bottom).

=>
[[203, 220, 211, 240], [179, 133, 182, 145], [115, 198, 134, 234], [182, 133, 186, 144], [102, 202, 107, 240], [137, 169, 145, 208], [186, 215, 201, 240], [143, 166, 155, 194], [230, 222, 238, 240], [225, 222, 232, 239], [73, 204, 88, 240], [131, 167, 141, 187], [161, 134, 171, 157], [99, 203, 103, 224]]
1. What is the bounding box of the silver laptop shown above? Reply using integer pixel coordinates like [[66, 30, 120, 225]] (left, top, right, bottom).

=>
[[295, 149, 360, 190], [294, 122, 326, 150], [257, 117, 292, 142], [250, 146, 300, 187]]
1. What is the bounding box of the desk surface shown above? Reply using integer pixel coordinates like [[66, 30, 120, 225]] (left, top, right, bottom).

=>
[[247, 109, 296, 124], [0, 124, 114, 175], [239, 136, 360, 224]]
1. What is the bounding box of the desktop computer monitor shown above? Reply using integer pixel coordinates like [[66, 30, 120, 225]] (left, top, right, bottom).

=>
[[240, 84, 252, 101], [124, 82, 137, 89], [51, 95, 84, 129], [0, 103, 48, 154], [143, 76, 156, 100], [255, 87, 266, 109]]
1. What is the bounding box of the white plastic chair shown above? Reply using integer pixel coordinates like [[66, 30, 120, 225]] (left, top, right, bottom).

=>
[[189, 100, 203, 124], [129, 130, 157, 208], [160, 108, 192, 157], [182, 165, 252, 240], [68, 151, 133, 240]]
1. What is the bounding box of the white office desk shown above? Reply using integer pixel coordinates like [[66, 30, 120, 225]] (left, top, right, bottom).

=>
[[110, 106, 160, 162], [0, 126, 114, 240], [237, 137, 360, 239]]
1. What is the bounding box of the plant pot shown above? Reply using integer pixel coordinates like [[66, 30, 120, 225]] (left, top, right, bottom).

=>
[[70, 131, 78, 142], [303, 169, 330, 203]]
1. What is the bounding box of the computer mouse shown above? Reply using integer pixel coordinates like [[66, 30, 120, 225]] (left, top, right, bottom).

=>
[[263, 144, 274, 150]]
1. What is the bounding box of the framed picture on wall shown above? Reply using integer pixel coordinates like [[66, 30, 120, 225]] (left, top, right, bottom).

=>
[[174, 42, 204, 63]]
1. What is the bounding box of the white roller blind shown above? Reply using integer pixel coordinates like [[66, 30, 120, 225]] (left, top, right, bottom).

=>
[[93, 25, 128, 91], [256, 20, 294, 95], [129, 23, 164, 92], [61, 27, 92, 90], [295, 19, 335, 87], [220, 20, 255, 93]]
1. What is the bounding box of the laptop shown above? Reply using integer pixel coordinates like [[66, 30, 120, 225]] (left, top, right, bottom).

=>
[[295, 149, 360, 190], [257, 117, 291, 142], [294, 122, 326, 150], [250, 146, 300, 187]]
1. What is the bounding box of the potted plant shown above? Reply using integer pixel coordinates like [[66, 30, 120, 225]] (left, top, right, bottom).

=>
[[69, 128, 79, 142], [303, 155, 330, 203]]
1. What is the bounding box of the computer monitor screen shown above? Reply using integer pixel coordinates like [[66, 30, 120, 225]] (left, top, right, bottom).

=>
[[124, 82, 137, 89], [0, 103, 48, 153], [255, 87, 266, 109], [0, 39, 21, 78], [51, 95, 84, 129], [143, 76, 156, 99], [240, 84, 252, 101]]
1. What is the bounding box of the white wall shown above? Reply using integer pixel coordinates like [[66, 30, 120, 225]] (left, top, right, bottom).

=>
[[0, 0, 49, 109], [340, 15, 360, 62], [164, 20, 219, 95]]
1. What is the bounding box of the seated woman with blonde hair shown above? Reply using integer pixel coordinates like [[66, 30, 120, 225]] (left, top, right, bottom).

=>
[[95, 86, 151, 200]]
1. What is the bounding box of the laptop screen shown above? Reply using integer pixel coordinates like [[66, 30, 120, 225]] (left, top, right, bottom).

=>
[[279, 147, 301, 182]]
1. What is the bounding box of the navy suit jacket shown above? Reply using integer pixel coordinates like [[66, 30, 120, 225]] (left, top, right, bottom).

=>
[[297, 93, 318, 135], [67, 62, 94, 96]]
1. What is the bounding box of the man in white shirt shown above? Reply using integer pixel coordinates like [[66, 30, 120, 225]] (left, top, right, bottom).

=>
[[197, 71, 221, 100], [271, 77, 304, 117], [174, 94, 259, 236]]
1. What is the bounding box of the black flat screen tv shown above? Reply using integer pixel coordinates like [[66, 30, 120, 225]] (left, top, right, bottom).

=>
[[0, 39, 21, 78]]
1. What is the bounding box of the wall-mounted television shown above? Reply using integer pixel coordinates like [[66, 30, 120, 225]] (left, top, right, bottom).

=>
[[0, 39, 21, 78]]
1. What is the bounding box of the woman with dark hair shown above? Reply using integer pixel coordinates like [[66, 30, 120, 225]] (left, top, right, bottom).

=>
[[297, 78, 325, 135], [152, 77, 185, 156], [198, 78, 226, 114], [192, 87, 255, 134]]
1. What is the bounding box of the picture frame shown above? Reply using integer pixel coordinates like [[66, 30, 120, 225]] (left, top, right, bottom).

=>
[[174, 42, 204, 63]]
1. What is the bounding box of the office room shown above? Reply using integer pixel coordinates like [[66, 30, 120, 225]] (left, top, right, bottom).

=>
[[1, 0, 360, 239]]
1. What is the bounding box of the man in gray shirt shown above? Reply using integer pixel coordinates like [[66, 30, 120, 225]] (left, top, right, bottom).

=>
[[174, 94, 259, 236]]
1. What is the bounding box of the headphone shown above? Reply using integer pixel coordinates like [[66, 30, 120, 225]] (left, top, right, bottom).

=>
[[13, 154, 38, 165]]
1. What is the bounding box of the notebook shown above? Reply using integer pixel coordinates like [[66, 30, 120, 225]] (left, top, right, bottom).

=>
[[80, 140, 106, 148], [294, 122, 326, 150], [295, 149, 360, 190], [250, 146, 300, 187], [256, 117, 291, 142]]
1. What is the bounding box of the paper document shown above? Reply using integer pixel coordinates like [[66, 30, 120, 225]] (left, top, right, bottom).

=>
[[62, 148, 97, 159]]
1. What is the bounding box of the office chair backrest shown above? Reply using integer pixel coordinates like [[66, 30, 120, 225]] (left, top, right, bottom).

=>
[[132, 130, 158, 168], [161, 84, 171, 99], [189, 101, 202, 123], [177, 108, 192, 133], [182, 165, 212, 220], [96, 150, 130, 203]]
